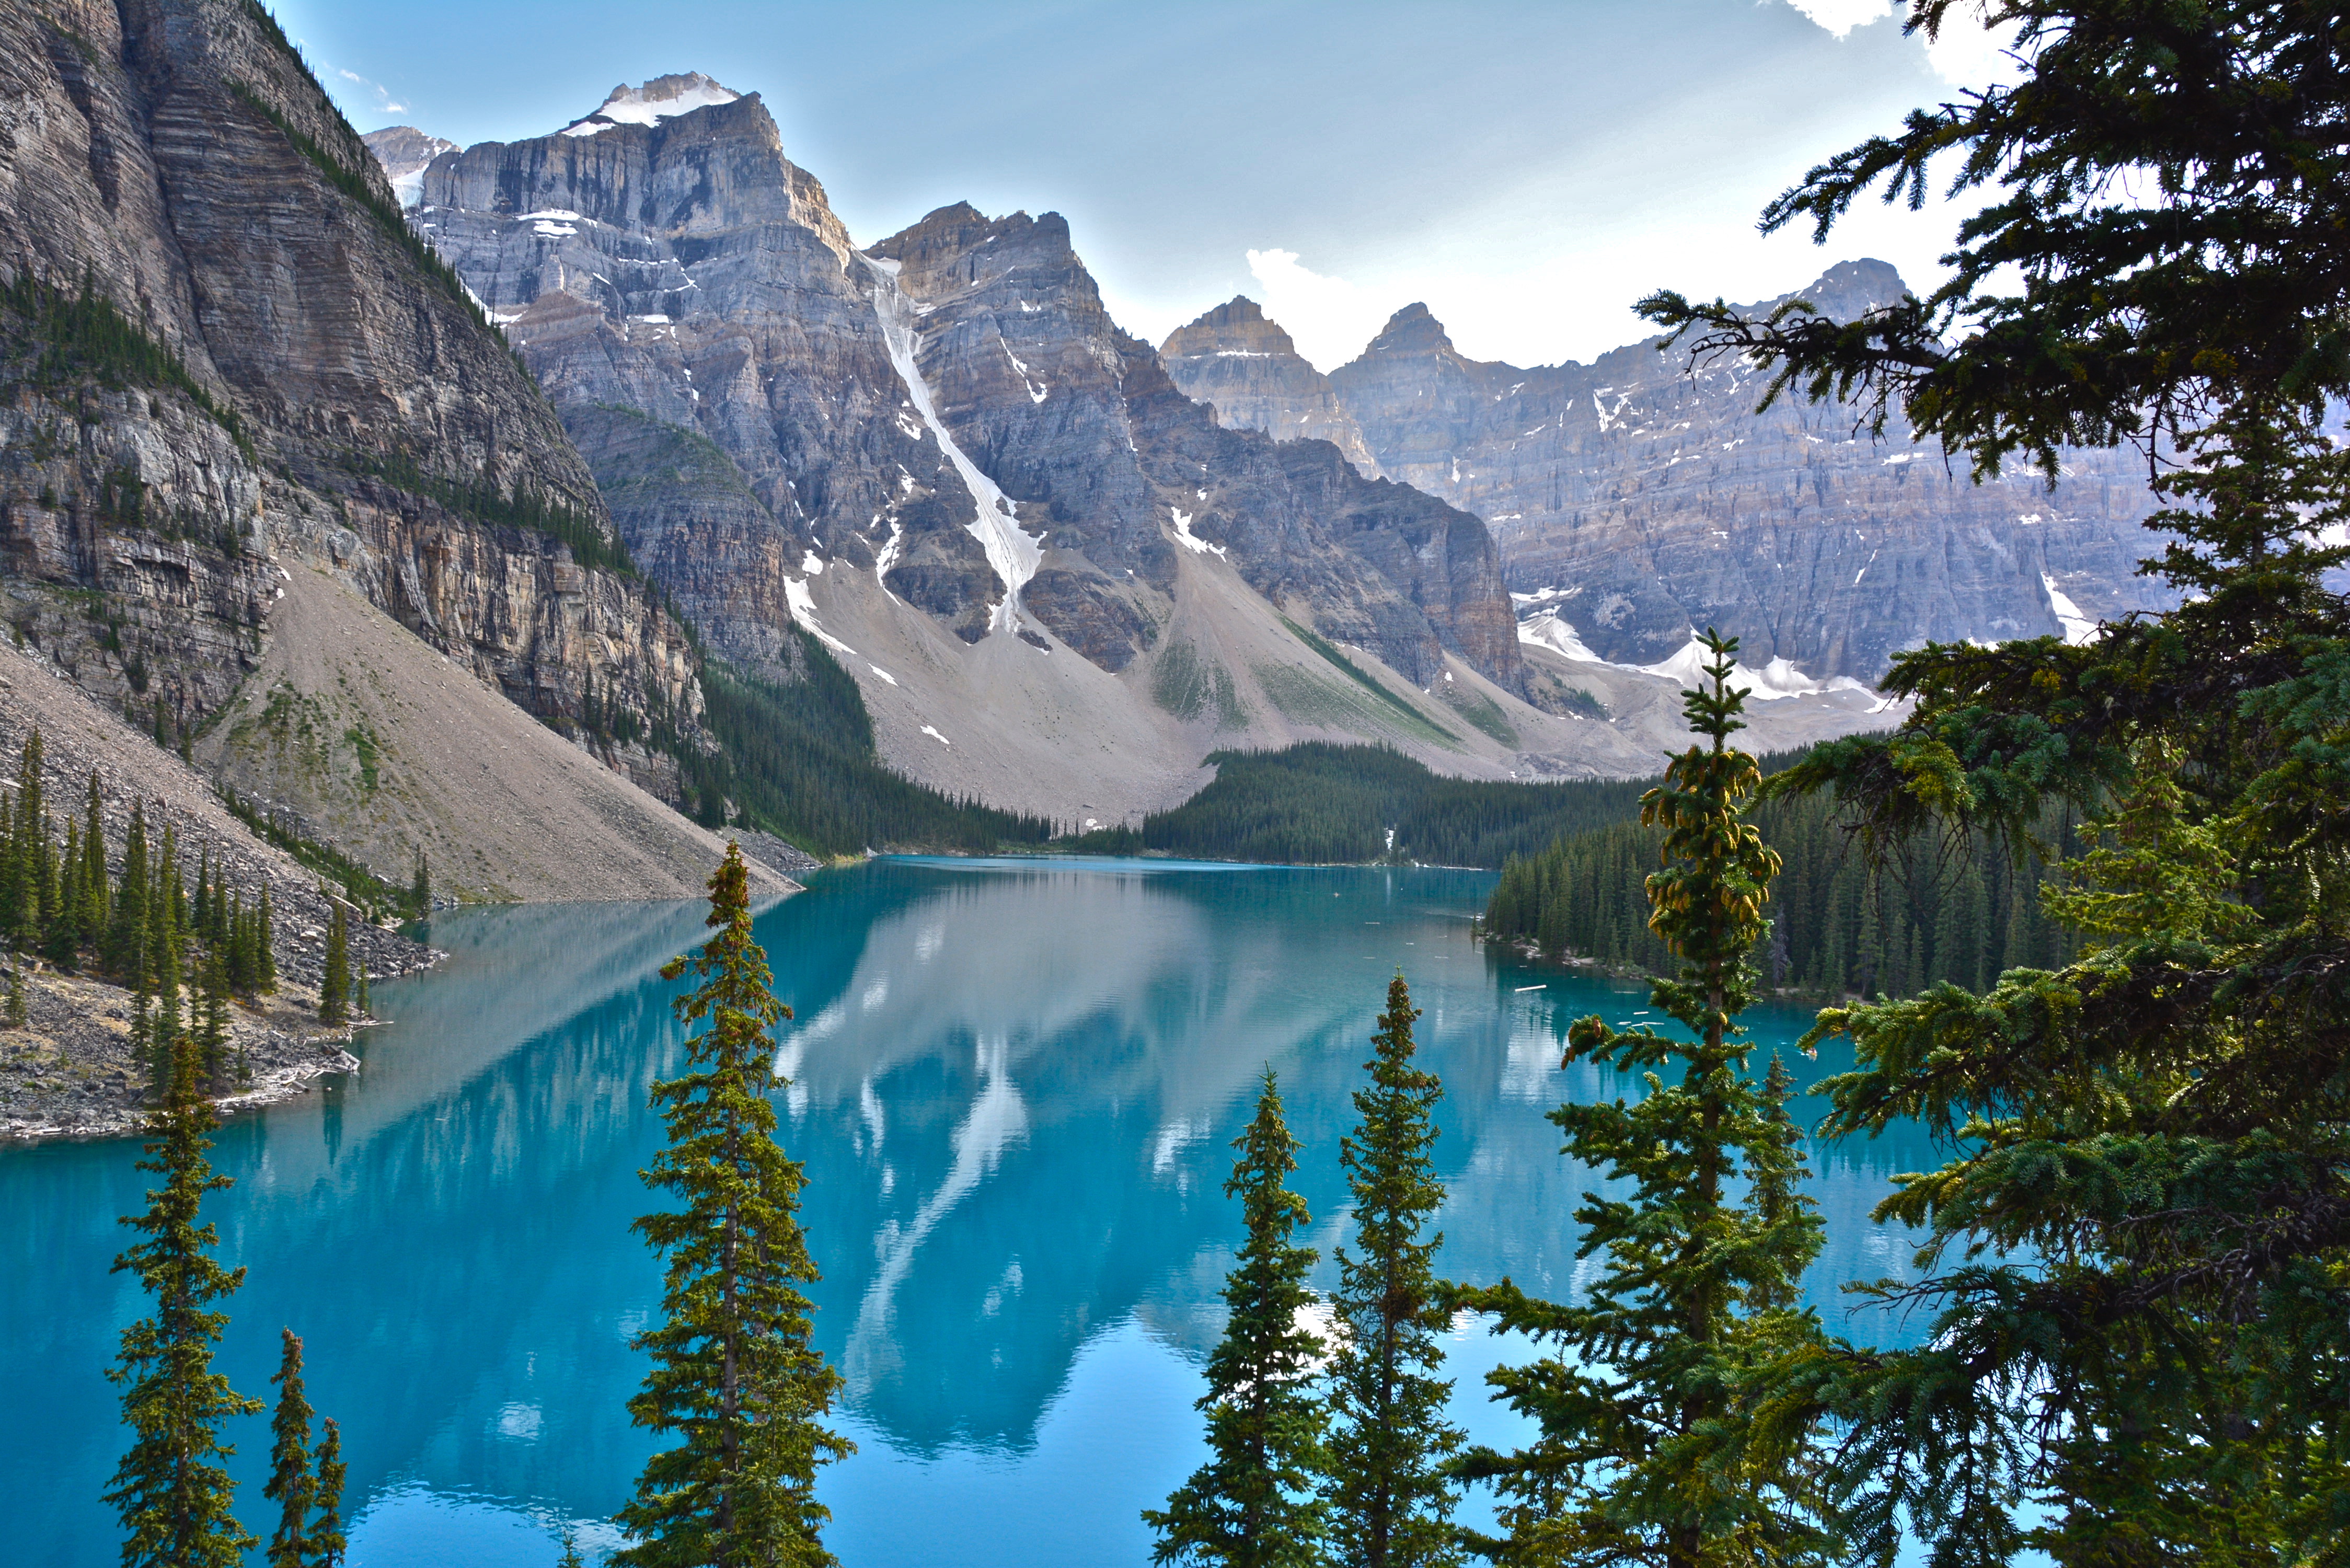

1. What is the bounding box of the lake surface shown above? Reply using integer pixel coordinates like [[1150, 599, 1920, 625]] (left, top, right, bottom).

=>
[[1, 858, 1942, 1566]]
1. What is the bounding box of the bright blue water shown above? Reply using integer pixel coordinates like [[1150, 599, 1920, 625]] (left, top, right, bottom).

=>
[[1, 858, 1941, 1566]]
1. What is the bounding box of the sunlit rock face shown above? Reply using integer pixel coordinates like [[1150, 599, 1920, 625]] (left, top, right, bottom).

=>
[[1208, 260, 2169, 679], [1159, 296, 1381, 477], [0, 0, 695, 787], [407, 88, 1524, 690]]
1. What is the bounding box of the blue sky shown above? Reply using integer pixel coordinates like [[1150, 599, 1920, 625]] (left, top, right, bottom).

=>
[[276, 0, 2009, 370]]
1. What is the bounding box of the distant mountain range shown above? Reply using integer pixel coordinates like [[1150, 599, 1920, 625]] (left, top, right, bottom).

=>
[[362, 74, 1916, 821], [1161, 264, 2172, 681]]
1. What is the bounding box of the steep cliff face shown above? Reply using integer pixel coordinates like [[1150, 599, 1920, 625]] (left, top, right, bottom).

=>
[[865, 202, 1522, 688], [1317, 260, 2169, 677], [360, 125, 455, 208], [1160, 296, 1379, 475], [416, 83, 990, 675], [0, 0, 704, 881]]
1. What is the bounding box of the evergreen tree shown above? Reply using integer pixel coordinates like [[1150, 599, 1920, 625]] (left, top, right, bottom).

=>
[[257, 885, 277, 994], [108, 800, 149, 978], [1632, 10, 2350, 1554], [1146, 1068, 1329, 1568], [6, 955, 24, 1028], [317, 906, 349, 1025], [308, 1418, 347, 1568], [104, 1035, 261, 1567], [81, 771, 108, 940], [154, 929, 185, 1079], [411, 850, 430, 913], [51, 817, 84, 970], [557, 1530, 588, 1568], [5, 725, 43, 949], [1456, 632, 1833, 1568], [265, 1329, 316, 1568], [198, 940, 232, 1085], [1324, 974, 1460, 1568], [614, 845, 851, 1567]]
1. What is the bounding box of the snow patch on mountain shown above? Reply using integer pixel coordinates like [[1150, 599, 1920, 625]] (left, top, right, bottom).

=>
[[559, 73, 741, 137], [861, 253, 1042, 633]]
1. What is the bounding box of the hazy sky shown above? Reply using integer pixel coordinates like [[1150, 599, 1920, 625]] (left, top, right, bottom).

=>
[[274, 0, 2013, 371]]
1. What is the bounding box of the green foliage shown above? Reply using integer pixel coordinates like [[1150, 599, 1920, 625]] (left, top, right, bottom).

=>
[[264, 1330, 316, 1568], [682, 642, 1053, 857], [218, 785, 418, 920], [307, 1420, 346, 1568], [316, 906, 349, 1025], [1281, 618, 1461, 746], [1069, 744, 1655, 867], [1632, 11, 2350, 1555], [1455, 632, 1835, 1568], [616, 846, 852, 1566], [0, 268, 255, 460], [105, 1037, 262, 1568], [226, 84, 479, 319], [1485, 786, 2082, 996], [1147, 1069, 1330, 1568], [1326, 975, 1462, 1568], [1637, 1, 2350, 479], [346, 451, 637, 580]]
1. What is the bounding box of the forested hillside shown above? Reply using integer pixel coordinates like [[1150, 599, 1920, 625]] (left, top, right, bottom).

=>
[[1483, 788, 2084, 997], [1066, 744, 1656, 867]]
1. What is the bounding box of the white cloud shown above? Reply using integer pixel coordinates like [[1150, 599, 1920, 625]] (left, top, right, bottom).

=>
[[1242, 249, 1393, 373], [325, 63, 411, 121], [1920, 9, 2026, 87], [1783, 0, 1894, 38]]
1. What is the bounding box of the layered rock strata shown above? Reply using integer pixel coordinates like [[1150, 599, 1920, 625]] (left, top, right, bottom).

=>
[[0, 0, 711, 887], [414, 86, 1524, 693], [1317, 261, 2170, 677], [1160, 296, 1379, 474]]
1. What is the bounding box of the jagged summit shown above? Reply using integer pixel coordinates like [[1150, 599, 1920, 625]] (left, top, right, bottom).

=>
[[559, 72, 741, 137], [1358, 302, 1456, 359], [1162, 296, 1300, 360], [361, 125, 456, 209]]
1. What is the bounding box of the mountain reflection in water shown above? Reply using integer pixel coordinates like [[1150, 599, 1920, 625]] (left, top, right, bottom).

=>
[[0, 859, 1938, 1568]]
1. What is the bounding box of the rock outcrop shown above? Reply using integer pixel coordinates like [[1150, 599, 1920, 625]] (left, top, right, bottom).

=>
[[1160, 296, 1379, 475], [360, 124, 455, 208], [0, 0, 716, 892], [1314, 260, 2170, 677]]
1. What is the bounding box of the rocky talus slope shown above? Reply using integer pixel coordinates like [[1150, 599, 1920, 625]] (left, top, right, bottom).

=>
[[0, 632, 423, 1139], [1160, 297, 1380, 475], [0, 0, 732, 896]]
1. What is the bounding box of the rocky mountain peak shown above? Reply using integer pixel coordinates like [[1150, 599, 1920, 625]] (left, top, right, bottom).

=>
[[560, 72, 741, 136], [1763, 257, 1909, 322], [361, 126, 457, 209], [1362, 302, 1457, 359], [1158, 297, 1379, 475], [1161, 296, 1301, 362]]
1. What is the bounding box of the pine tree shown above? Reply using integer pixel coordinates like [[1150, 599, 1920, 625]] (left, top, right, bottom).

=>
[[614, 845, 851, 1568], [308, 1418, 347, 1568], [1455, 631, 1834, 1568], [5, 725, 43, 949], [257, 884, 277, 994], [410, 850, 430, 913], [6, 955, 24, 1028], [317, 906, 349, 1025], [198, 940, 232, 1085], [51, 817, 83, 970], [104, 1035, 262, 1567], [1146, 1068, 1329, 1568], [108, 800, 149, 978], [1324, 974, 1460, 1568], [82, 770, 108, 939], [557, 1530, 588, 1568], [265, 1329, 316, 1568]]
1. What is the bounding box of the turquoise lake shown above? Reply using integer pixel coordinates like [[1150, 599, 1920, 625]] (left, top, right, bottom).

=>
[[1, 857, 1942, 1566]]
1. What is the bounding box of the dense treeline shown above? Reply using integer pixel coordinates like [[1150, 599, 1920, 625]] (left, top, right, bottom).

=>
[[0, 729, 285, 1090], [1069, 743, 1680, 867], [1485, 788, 2083, 996], [0, 268, 255, 459], [679, 635, 1054, 858]]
